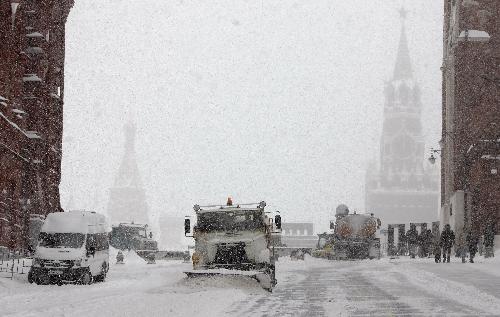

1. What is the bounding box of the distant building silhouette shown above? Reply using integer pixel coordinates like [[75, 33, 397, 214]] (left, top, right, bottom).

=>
[[107, 122, 149, 225], [365, 15, 439, 226], [281, 223, 317, 248]]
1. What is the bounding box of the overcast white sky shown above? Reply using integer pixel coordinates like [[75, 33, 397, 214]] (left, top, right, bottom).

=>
[[61, 0, 443, 234]]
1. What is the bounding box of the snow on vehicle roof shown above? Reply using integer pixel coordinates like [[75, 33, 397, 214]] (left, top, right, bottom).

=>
[[196, 207, 262, 214], [41, 211, 109, 234], [113, 223, 148, 228]]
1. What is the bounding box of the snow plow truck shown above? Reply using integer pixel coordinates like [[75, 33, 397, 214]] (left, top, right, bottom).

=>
[[314, 204, 381, 260], [184, 199, 281, 291]]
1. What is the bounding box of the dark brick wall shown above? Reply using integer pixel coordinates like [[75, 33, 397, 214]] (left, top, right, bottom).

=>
[[442, 0, 499, 235], [0, 0, 73, 250]]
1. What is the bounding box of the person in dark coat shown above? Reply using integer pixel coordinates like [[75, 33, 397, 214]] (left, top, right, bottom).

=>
[[433, 235, 441, 263], [466, 231, 479, 263], [406, 224, 419, 259], [440, 224, 455, 263], [422, 229, 433, 258]]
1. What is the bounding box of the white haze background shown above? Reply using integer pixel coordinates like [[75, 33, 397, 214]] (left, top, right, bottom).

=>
[[61, 0, 443, 235]]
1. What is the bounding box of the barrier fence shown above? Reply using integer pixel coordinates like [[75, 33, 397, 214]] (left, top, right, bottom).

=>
[[0, 250, 31, 279]]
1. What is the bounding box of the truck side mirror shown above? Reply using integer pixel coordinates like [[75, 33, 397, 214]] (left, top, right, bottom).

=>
[[275, 215, 281, 230], [184, 218, 191, 236], [330, 221, 335, 230]]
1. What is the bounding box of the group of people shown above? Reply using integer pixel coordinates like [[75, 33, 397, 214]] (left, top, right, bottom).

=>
[[405, 224, 433, 259], [404, 224, 480, 263], [434, 224, 481, 263]]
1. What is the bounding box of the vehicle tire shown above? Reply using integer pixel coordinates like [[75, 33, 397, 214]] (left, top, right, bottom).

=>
[[94, 263, 107, 282], [269, 265, 276, 288], [38, 274, 50, 285], [80, 270, 92, 285], [28, 271, 34, 284]]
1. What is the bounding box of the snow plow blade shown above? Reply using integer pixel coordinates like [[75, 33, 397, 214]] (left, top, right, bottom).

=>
[[184, 269, 274, 291]]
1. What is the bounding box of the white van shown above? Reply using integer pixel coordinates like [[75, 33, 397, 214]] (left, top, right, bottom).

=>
[[28, 210, 110, 285]]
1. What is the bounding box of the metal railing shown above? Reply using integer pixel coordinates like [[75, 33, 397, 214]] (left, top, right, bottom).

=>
[[0, 251, 31, 279]]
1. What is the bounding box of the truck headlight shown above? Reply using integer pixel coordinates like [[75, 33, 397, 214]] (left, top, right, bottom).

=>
[[73, 259, 82, 267]]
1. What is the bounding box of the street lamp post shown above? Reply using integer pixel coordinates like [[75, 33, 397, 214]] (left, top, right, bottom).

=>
[[428, 145, 471, 262], [428, 148, 441, 165]]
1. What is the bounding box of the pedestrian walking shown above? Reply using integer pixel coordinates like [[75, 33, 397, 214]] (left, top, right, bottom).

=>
[[440, 224, 455, 263], [478, 235, 484, 256], [433, 239, 441, 263], [406, 224, 419, 259], [116, 251, 124, 264], [430, 228, 441, 263], [423, 229, 433, 258], [457, 230, 467, 263], [466, 231, 479, 263], [417, 230, 425, 257], [484, 223, 495, 258]]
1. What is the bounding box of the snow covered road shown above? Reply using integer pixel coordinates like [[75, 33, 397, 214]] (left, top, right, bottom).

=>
[[230, 257, 500, 316], [1, 253, 499, 316]]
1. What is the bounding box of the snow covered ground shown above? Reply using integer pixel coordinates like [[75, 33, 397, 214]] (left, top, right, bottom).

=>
[[1, 252, 499, 316]]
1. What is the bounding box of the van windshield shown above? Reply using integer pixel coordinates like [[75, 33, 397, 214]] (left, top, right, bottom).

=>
[[39, 232, 85, 249]]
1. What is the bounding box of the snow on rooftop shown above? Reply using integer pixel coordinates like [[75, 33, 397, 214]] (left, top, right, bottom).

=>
[[22, 74, 42, 82], [0, 111, 21, 131], [26, 32, 44, 38], [23, 46, 44, 55], [481, 155, 500, 160], [25, 131, 41, 139], [12, 108, 26, 114], [458, 30, 490, 42]]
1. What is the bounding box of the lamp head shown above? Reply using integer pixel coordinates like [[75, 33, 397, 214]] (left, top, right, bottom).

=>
[[428, 153, 436, 165]]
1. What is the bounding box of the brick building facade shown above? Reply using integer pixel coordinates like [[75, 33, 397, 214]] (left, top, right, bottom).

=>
[[441, 0, 499, 243], [0, 1, 73, 250]]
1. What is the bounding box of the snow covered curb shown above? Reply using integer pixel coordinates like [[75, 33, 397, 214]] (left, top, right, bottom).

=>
[[389, 261, 500, 315]]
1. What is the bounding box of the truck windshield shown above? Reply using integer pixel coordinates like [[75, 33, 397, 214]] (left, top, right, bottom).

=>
[[196, 211, 265, 232], [38, 232, 85, 249]]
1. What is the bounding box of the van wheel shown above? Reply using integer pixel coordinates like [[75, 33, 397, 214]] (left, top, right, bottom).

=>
[[28, 271, 34, 284], [94, 263, 107, 282], [80, 270, 92, 285], [38, 273, 50, 285]]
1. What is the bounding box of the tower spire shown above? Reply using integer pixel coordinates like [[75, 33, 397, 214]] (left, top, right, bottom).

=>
[[393, 8, 412, 80], [108, 121, 149, 225], [114, 121, 143, 188]]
